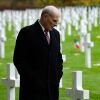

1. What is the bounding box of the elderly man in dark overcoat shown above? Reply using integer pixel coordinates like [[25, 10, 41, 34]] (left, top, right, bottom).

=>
[[13, 5, 63, 100]]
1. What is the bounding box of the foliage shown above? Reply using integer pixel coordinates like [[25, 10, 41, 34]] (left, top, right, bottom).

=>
[[0, 0, 100, 9]]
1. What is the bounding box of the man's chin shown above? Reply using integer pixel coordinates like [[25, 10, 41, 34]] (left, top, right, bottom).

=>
[[49, 28, 53, 31]]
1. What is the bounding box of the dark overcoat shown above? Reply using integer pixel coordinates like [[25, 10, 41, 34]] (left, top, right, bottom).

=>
[[13, 20, 63, 100]]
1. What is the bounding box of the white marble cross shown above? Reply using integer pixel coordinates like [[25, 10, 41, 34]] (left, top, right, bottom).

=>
[[84, 34, 94, 68], [2, 63, 20, 100], [6, 10, 12, 32], [0, 25, 6, 58], [66, 71, 89, 100], [68, 24, 72, 36], [88, 8, 93, 32], [71, 8, 79, 31], [80, 19, 87, 52], [23, 10, 28, 27], [13, 11, 22, 39]]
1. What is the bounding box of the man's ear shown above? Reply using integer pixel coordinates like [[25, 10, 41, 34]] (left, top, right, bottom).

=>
[[44, 14, 49, 18], [44, 14, 49, 22]]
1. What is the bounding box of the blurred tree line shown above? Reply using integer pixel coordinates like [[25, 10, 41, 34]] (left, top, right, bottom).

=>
[[0, 0, 100, 9]]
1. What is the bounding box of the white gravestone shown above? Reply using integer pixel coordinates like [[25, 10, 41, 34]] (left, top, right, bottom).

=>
[[88, 8, 92, 31], [2, 63, 20, 100], [80, 19, 87, 52], [93, 7, 98, 27], [79, 7, 87, 52], [66, 71, 89, 100], [88, 7, 99, 32], [0, 11, 6, 58], [84, 34, 94, 68], [56, 9, 66, 42], [63, 8, 72, 36], [68, 24, 72, 36], [60, 20, 66, 41], [13, 11, 22, 39], [71, 8, 79, 31], [6, 10, 12, 32], [0, 26, 6, 58], [23, 10, 28, 27]]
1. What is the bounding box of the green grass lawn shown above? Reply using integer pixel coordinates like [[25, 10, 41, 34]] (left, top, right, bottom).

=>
[[0, 21, 100, 100]]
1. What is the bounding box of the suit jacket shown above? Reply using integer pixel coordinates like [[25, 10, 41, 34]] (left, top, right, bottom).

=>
[[13, 20, 63, 100]]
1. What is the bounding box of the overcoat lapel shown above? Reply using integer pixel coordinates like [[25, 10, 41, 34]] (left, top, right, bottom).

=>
[[49, 30, 55, 50], [35, 21, 50, 47]]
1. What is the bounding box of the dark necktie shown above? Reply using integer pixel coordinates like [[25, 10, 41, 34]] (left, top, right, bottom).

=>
[[44, 31, 50, 44]]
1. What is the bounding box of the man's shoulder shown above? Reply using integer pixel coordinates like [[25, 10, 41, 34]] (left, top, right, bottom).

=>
[[21, 20, 39, 31], [21, 24, 33, 30]]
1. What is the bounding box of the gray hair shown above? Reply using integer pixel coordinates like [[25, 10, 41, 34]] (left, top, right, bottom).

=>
[[41, 5, 59, 16]]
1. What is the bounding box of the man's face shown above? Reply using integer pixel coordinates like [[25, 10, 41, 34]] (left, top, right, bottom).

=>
[[44, 13, 60, 31]]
